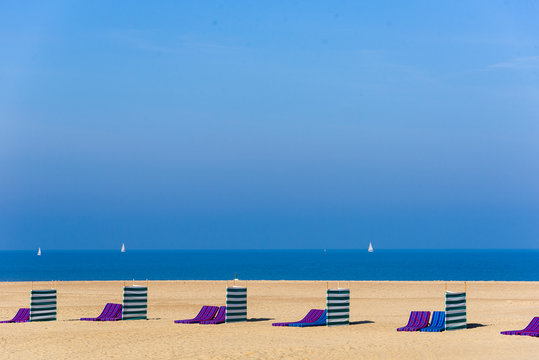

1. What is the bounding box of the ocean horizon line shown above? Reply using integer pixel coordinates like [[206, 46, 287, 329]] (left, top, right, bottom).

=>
[[2, 248, 538, 252]]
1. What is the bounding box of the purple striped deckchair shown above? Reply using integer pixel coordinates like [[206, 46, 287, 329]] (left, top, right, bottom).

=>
[[174, 305, 219, 324], [397, 311, 431, 332], [80, 303, 123, 321], [272, 309, 325, 327], [501, 317, 539, 336], [291, 310, 327, 327], [99, 303, 123, 321], [200, 306, 226, 325], [0, 308, 30, 323]]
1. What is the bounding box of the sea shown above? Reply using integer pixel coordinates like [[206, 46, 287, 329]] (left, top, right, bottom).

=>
[[0, 250, 537, 282]]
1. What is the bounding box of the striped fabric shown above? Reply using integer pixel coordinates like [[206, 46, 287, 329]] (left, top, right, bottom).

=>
[[420, 311, 445, 332], [175, 305, 218, 324], [30, 289, 57, 322], [501, 317, 539, 336], [445, 292, 466, 330], [80, 303, 123, 321], [122, 286, 147, 320], [200, 306, 226, 325], [326, 289, 350, 326], [272, 309, 325, 327], [226, 287, 247, 323], [397, 311, 431, 331], [291, 310, 327, 328], [0, 308, 30, 323]]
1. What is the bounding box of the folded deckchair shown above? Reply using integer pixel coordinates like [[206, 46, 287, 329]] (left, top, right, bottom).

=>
[[501, 317, 539, 336], [0, 308, 30, 323], [420, 311, 445, 332], [291, 309, 327, 327], [174, 305, 218, 324], [200, 306, 226, 325], [397, 311, 431, 332], [80, 303, 123, 321], [272, 309, 325, 327]]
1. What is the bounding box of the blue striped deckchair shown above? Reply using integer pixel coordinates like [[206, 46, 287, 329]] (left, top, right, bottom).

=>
[[291, 310, 327, 327], [175, 305, 218, 324], [0, 308, 30, 323], [420, 311, 445, 332]]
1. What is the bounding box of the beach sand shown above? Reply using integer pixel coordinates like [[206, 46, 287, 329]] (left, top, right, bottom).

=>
[[0, 281, 537, 359]]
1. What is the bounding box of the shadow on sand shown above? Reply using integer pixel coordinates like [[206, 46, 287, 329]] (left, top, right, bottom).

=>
[[247, 318, 273, 322], [349, 320, 375, 326], [466, 323, 487, 329]]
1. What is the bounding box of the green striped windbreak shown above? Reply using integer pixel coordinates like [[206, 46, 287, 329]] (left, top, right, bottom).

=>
[[122, 286, 147, 320], [226, 287, 247, 323], [327, 289, 350, 326], [445, 291, 466, 330], [30, 289, 57, 322]]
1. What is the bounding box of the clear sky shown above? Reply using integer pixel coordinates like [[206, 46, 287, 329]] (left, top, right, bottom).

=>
[[1, 1, 538, 250]]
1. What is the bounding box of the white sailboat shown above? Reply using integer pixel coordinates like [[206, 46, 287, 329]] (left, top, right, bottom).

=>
[[121, 243, 126, 253], [37, 247, 41, 256], [368, 242, 373, 253]]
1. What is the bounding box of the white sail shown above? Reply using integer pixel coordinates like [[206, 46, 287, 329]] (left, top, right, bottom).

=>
[[121, 243, 126, 253], [37, 247, 41, 256], [368, 242, 373, 252]]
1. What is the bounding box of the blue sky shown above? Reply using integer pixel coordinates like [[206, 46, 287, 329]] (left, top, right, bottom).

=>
[[1, 1, 538, 249]]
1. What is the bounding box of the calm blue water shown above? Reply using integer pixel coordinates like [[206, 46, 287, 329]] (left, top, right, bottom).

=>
[[0, 250, 537, 281]]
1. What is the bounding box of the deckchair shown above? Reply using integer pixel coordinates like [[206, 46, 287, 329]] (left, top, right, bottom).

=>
[[291, 309, 327, 327], [0, 308, 30, 323], [272, 309, 325, 327], [501, 317, 539, 336], [420, 311, 445, 332], [100, 303, 123, 321], [80, 303, 123, 321], [174, 305, 218, 324], [397, 311, 431, 331], [200, 306, 226, 324]]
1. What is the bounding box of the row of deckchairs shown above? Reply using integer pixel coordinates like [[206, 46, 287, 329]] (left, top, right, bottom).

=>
[[397, 311, 446, 332], [2, 305, 537, 337], [501, 317, 539, 337], [174, 305, 226, 325], [272, 309, 327, 327]]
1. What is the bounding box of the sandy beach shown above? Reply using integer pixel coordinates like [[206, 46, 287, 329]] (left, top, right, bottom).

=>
[[0, 280, 537, 359]]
